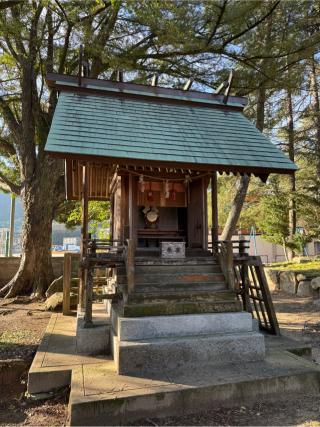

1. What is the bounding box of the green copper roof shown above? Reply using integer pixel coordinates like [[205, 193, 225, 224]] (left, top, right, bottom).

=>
[[45, 91, 297, 174]]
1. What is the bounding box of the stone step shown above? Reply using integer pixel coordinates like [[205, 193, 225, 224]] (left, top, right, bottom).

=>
[[116, 264, 222, 277], [134, 264, 222, 274], [134, 257, 219, 266], [117, 312, 254, 341], [134, 282, 227, 293], [122, 295, 242, 317], [127, 289, 236, 303], [115, 331, 265, 375], [117, 272, 226, 285]]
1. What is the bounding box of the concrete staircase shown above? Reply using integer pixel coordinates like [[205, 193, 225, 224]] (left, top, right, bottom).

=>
[[117, 256, 241, 316], [111, 311, 265, 375]]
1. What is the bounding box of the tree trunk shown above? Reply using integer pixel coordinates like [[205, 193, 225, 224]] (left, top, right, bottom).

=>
[[0, 158, 64, 298], [220, 84, 266, 241], [310, 56, 320, 178], [286, 89, 296, 260], [282, 238, 289, 262]]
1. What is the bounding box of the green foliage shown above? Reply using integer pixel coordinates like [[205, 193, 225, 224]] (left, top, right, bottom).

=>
[[2, 0, 320, 260], [256, 176, 290, 246], [55, 201, 110, 239]]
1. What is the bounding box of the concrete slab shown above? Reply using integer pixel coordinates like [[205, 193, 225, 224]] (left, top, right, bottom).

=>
[[28, 307, 320, 426], [117, 312, 254, 341], [69, 350, 320, 426], [265, 334, 312, 357], [28, 307, 112, 394], [116, 331, 265, 375], [76, 306, 110, 354]]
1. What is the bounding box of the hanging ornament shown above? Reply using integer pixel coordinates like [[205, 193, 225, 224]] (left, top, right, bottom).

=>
[[139, 174, 145, 193], [171, 183, 177, 201], [147, 181, 154, 202], [165, 180, 170, 198], [184, 174, 192, 186]]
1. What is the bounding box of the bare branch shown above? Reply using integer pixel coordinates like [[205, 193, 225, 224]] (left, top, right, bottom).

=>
[[90, 1, 121, 77], [206, 0, 228, 46], [58, 23, 72, 74], [54, 0, 110, 24], [0, 170, 21, 195], [221, 1, 280, 49]]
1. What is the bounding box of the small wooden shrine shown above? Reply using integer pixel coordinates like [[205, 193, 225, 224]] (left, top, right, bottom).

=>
[[45, 72, 295, 365]]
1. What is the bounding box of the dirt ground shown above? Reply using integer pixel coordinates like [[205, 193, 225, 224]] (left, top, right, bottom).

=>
[[0, 291, 320, 426], [0, 297, 67, 426]]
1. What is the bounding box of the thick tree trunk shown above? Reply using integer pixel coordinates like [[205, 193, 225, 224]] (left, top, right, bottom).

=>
[[220, 84, 266, 240], [0, 158, 64, 298], [220, 174, 250, 241], [286, 89, 296, 260]]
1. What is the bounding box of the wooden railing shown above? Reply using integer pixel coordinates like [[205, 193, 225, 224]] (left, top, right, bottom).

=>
[[211, 240, 250, 291], [62, 252, 80, 316], [214, 240, 280, 335], [234, 256, 280, 335], [81, 239, 125, 328], [123, 239, 135, 295]]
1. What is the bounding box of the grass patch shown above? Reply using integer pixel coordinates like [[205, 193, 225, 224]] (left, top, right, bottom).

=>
[[267, 259, 320, 275], [0, 330, 38, 347]]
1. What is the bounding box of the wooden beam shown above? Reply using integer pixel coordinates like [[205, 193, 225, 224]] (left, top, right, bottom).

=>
[[211, 172, 218, 248], [63, 253, 72, 315], [183, 78, 193, 91], [151, 73, 159, 87], [223, 70, 234, 105], [47, 151, 296, 176], [116, 70, 123, 82], [202, 177, 207, 250], [46, 72, 248, 109], [126, 239, 135, 294], [128, 173, 134, 240], [110, 193, 114, 242], [215, 81, 228, 95], [79, 163, 89, 309], [65, 159, 73, 199]]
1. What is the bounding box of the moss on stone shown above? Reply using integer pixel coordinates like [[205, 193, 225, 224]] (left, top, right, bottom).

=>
[[123, 299, 241, 317]]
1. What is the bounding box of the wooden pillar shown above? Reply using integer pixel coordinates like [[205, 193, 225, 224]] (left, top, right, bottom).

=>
[[218, 241, 235, 291], [84, 262, 93, 327], [128, 174, 134, 240], [202, 177, 208, 250], [211, 172, 218, 252], [63, 253, 72, 315], [79, 163, 89, 310], [110, 193, 114, 242], [126, 239, 135, 294]]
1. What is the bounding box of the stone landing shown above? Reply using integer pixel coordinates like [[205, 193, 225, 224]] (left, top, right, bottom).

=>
[[111, 309, 265, 374], [28, 308, 110, 394], [27, 311, 320, 426], [69, 350, 320, 426]]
